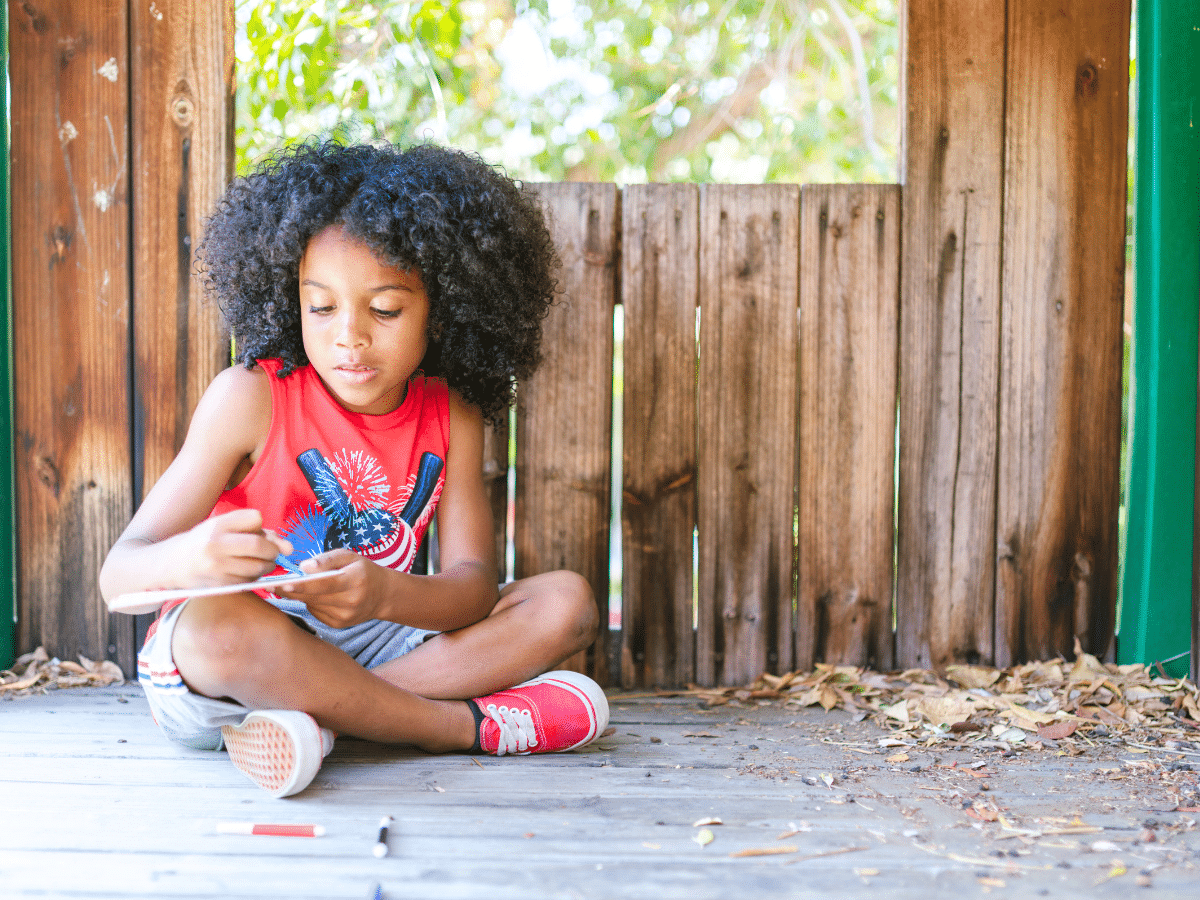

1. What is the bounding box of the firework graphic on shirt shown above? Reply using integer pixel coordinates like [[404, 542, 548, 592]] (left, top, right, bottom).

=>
[[280, 448, 444, 573]]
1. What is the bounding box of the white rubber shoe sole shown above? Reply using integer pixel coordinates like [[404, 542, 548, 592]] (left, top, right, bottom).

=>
[[221, 710, 335, 798]]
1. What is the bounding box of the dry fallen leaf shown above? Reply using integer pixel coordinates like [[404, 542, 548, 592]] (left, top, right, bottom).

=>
[[915, 696, 976, 728], [967, 800, 1000, 822], [991, 725, 1027, 743], [692, 816, 723, 827], [885, 752, 910, 764], [947, 665, 1002, 690], [1037, 720, 1079, 741]]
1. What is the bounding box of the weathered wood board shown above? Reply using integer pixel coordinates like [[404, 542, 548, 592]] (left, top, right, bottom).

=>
[[696, 185, 800, 686], [130, 0, 233, 500], [994, 0, 1130, 665], [797, 184, 900, 671], [10, 1, 135, 673], [620, 184, 700, 689], [517, 183, 618, 682], [895, 0, 1007, 671], [483, 419, 510, 582]]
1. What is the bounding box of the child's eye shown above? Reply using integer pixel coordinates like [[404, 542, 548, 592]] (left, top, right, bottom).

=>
[[372, 308, 402, 319], [307, 305, 334, 315]]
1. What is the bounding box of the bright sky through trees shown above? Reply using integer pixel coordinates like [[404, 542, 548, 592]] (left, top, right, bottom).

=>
[[236, 0, 899, 183]]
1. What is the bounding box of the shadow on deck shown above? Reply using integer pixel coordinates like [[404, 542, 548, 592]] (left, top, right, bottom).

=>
[[2, 684, 1198, 899]]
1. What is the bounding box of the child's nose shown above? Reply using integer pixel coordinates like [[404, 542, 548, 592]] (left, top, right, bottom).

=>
[[335, 309, 369, 347]]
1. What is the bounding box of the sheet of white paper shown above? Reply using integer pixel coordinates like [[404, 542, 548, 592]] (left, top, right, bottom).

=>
[[107, 569, 342, 615]]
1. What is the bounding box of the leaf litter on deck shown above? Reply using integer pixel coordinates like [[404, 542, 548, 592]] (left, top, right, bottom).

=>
[[0, 646, 124, 697], [646, 639, 1200, 760]]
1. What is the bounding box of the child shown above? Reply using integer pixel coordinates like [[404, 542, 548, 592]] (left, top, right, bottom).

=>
[[99, 141, 608, 798]]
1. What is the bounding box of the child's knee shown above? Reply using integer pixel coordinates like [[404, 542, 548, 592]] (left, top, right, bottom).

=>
[[539, 570, 599, 647], [173, 595, 289, 691]]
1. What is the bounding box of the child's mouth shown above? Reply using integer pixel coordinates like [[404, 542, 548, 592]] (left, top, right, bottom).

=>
[[334, 365, 376, 384]]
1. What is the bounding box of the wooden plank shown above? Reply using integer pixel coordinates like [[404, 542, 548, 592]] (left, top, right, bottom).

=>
[[895, 0, 1006, 670], [483, 419, 510, 582], [129, 0, 234, 651], [995, 0, 1130, 665], [796, 184, 900, 671], [620, 184, 699, 688], [10, 2, 134, 672], [130, 0, 233, 499], [516, 183, 617, 683], [696, 185, 800, 686]]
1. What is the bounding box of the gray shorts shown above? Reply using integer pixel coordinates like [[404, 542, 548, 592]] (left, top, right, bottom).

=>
[[136, 596, 437, 751]]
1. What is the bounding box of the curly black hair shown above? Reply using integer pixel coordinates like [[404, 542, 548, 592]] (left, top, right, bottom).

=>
[[197, 141, 559, 424]]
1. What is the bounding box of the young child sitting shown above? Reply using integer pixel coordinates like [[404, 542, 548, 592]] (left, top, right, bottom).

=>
[[99, 141, 608, 798]]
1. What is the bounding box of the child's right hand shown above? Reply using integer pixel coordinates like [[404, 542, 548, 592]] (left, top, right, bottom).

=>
[[179, 509, 291, 588]]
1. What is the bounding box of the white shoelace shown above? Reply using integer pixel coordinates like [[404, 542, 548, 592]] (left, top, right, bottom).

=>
[[484, 703, 539, 755]]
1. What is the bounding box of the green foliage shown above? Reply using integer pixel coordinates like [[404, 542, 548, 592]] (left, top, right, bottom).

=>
[[236, 0, 899, 183]]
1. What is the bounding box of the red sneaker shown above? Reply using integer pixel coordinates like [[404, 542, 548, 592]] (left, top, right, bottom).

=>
[[473, 671, 609, 756], [221, 710, 335, 798]]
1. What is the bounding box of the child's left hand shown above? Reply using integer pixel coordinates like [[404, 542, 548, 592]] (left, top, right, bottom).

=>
[[277, 549, 394, 629]]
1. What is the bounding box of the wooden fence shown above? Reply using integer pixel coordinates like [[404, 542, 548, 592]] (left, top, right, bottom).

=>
[[9, 0, 1131, 687]]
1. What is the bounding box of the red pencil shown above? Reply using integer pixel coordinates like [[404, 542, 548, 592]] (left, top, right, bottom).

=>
[[216, 822, 326, 837]]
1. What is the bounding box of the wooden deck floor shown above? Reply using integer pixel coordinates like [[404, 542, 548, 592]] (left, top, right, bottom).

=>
[[2, 682, 1198, 899]]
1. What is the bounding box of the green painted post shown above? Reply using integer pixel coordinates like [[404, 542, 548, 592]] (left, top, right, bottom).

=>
[[0, 3, 12, 672], [1120, 0, 1200, 676], [0, 3, 13, 670]]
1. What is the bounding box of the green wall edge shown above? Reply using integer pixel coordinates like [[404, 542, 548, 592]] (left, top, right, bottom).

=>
[[1119, 0, 1200, 677]]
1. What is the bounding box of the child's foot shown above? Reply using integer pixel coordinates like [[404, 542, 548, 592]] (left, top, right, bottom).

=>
[[221, 710, 335, 798], [471, 671, 609, 756]]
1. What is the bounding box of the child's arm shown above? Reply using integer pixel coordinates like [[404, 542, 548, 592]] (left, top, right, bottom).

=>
[[279, 389, 499, 631], [98, 366, 284, 602]]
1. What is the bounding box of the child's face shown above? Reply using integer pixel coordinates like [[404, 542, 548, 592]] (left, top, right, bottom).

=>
[[299, 225, 430, 415]]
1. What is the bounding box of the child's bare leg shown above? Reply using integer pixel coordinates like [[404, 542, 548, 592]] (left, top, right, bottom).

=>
[[171, 593, 476, 752], [370, 569, 598, 700]]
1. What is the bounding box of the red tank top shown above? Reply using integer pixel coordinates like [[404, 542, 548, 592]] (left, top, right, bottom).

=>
[[213, 359, 449, 574]]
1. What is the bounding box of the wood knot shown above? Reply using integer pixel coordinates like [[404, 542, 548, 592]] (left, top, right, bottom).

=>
[[1076, 62, 1099, 98], [35, 455, 60, 498], [21, 2, 51, 34], [48, 225, 72, 267], [171, 95, 195, 129]]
